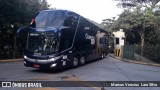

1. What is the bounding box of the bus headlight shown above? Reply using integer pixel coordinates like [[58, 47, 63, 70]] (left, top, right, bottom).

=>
[[24, 55, 28, 59], [50, 63, 57, 68]]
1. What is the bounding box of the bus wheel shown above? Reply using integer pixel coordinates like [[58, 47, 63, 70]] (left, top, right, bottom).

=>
[[80, 56, 86, 66], [72, 57, 79, 68], [101, 53, 104, 59]]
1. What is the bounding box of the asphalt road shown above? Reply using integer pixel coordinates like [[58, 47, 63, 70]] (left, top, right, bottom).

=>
[[0, 55, 160, 90]]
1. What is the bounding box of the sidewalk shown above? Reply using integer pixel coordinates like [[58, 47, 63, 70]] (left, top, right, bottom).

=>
[[0, 58, 23, 63], [109, 54, 160, 67]]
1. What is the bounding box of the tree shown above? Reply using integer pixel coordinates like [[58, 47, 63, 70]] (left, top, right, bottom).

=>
[[101, 17, 116, 53], [114, 0, 160, 10], [113, 0, 160, 58], [0, 0, 49, 59]]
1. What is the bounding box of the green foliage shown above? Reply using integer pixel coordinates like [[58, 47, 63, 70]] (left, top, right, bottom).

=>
[[114, 0, 160, 9], [0, 0, 49, 59], [109, 0, 160, 45], [101, 17, 116, 52]]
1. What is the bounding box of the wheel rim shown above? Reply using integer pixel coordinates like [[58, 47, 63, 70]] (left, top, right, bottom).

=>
[[73, 58, 78, 67], [102, 54, 104, 58], [80, 57, 85, 65]]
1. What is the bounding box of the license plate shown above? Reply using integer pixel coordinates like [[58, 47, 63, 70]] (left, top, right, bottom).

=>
[[34, 64, 40, 68]]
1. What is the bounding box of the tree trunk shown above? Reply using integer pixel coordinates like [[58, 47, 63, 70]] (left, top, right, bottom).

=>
[[141, 18, 145, 60]]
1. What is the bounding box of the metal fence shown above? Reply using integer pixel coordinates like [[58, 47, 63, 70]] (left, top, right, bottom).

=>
[[123, 45, 160, 63]]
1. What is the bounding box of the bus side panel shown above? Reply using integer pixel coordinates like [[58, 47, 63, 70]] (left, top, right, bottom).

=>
[[73, 17, 108, 61]]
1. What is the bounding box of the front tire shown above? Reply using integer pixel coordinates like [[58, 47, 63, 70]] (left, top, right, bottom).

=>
[[72, 57, 79, 68]]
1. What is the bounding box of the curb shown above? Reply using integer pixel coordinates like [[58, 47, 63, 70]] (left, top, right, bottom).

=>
[[109, 54, 160, 67], [0, 58, 23, 63]]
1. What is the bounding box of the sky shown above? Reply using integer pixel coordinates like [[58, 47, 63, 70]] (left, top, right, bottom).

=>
[[47, 0, 123, 23]]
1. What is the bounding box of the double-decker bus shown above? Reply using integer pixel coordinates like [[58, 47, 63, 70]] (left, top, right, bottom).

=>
[[18, 10, 108, 70]]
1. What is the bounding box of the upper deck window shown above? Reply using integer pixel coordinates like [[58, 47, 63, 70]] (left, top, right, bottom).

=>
[[34, 10, 67, 31], [64, 12, 79, 29]]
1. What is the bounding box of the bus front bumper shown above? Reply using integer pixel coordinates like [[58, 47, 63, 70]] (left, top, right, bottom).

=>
[[23, 56, 67, 70]]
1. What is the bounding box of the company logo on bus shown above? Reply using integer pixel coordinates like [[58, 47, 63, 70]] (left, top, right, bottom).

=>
[[85, 33, 95, 45], [85, 33, 94, 40]]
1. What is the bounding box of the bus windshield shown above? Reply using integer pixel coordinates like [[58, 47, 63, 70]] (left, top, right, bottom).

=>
[[27, 32, 58, 55], [35, 10, 67, 31]]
